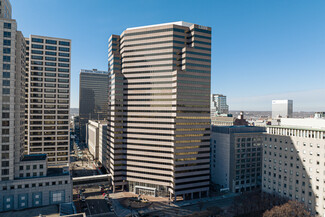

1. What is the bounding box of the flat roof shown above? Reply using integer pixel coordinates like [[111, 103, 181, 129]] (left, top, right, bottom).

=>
[[21, 154, 47, 161], [126, 21, 194, 31], [80, 69, 108, 74], [268, 125, 325, 132], [212, 125, 266, 134]]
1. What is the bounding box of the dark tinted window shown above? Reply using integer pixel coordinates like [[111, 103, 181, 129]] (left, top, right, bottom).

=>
[[59, 41, 70, 46], [4, 23, 11, 29], [46, 39, 57, 44], [32, 38, 44, 43]]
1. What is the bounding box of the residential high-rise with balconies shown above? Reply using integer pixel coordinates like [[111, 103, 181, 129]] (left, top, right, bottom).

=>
[[107, 21, 211, 200], [26, 35, 71, 165]]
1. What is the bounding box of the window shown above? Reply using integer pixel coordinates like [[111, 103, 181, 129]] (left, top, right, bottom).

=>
[[2, 113, 9, 118], [46, 45, 57, 50], [4, 23, 11, 29], [32, 38, 44, 43], [2, 121, 9, 126], [59, 52, 69, 57], [3, 32, 11, 38], [2, 169, 9, 175], [3, 88, 10, 94], [32, 50, 43, 55], [2, 161, 9, 167], [58, 58, 69, 62], [59, 47, 69, 52], [3, 72, 10, 78], [52, 192, 63, 202], [3, 64, 10, 70], [3, 39, 11, 46], [32, 44, 43, 49], [45, 51, 56, 56], [45, 56, 56, 61], [3, 56, 10, 62], [46, 39, 57, 44], [2, 80, 10, 86], [59, 41, 70, 46], [3, 48, 10, 54]]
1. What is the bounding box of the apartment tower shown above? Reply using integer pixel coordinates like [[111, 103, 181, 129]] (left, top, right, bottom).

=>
[[79, 69, 109, 144], [107, 21, 211, 200], [26, 35, 71, 165]]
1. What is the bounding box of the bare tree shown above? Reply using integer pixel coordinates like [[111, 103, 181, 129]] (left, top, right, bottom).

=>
[[263, 200, 312, 217]]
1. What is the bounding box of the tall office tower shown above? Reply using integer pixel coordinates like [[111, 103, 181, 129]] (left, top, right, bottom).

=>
[[272, 100, 293, 119], [262, 118, 325, 216], [211, 94, 229, 117], [0, 0, 25, 182], [24, 37, 30, 154], [0, 0, 72, 211], [79, 69, 109, 144], [26, 35, 71, 165], [107, 21, 211, 200], [210, 126, 265, 193]]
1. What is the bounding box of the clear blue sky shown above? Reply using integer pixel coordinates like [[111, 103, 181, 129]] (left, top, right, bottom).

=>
[[12, 0, 325, 111]]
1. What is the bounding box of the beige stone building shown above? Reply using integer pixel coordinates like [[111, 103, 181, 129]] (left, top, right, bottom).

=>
[[26, 35, 71, 165], [0, 0, 72, 212], [262, 118, 325, 216], [107, 21, 211, 200]]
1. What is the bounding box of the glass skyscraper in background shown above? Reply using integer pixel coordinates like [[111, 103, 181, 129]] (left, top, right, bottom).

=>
[[79, 69, 109, 143]]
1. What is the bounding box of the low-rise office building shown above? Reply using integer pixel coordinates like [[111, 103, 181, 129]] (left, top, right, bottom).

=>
[[211, 125, 265, 193], [0, 154, 72, 211], [262, 118, 325, 216]]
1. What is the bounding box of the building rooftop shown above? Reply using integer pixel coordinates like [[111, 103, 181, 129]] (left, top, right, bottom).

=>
[[212, 125, 266, 134], [47, 167, 70, 177], [21, 154, 47, 161], [126, 21, 194, 31], [60, 202, 76, 216], [272, 118, 325, 131], [80, 69, 108, 74]]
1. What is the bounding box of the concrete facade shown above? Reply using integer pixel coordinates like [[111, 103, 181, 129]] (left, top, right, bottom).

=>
[[107, 21, 211, 200], [26, 35, 71, 165], [0, 0, 72, 212], [262, 118, 325, 216], [87, 120, 107, 165], [211, 126, 265, 193]]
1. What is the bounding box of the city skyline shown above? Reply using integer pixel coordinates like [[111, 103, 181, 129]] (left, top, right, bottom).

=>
[[11, 0, 325, 111]]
